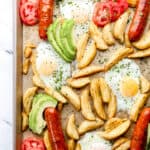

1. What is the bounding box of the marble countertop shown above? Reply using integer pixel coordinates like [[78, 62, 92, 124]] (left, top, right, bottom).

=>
[[0, 0, 13, 149]]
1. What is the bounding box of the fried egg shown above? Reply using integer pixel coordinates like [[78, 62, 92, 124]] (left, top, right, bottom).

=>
[[79, 132, 112, 150], [105, 59, 141, 112], [35, 42, 71, 90]]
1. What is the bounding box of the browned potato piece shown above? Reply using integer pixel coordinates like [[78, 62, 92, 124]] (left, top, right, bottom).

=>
[[115, 140, 130, 150], [99, 119, 130, 140], [89, 22, 108, 50], [68, 139, 75, 150], [66, 114, 79, 140], [125, 32, 132, 48], [76, 32, 89, 62], [75, 143, 81, 150], [99, 78, 111, 103], [130, 93, 150, 122], [43, 130, 52, 150], [32, 75, 45, 89], [24, 47, 32, 58], [107, 91, 117, 118], [67, 77, 90, 88], [26, 43, 36, 48], [61, 86, 80, 111], [22, 112, 28, 131], [57, 102, 63, 112], [81, 87, 95, 121], [78, 41, 97, 69], [132, 31, 150, 49], [73, 65, 104, 79], [23, 59, 30, 75], [140, 76, 150, 93], [104, 47, 134, 71], [78, 118, 104, 135], [90, 78, 107, 120], [45, 87, 67, 103], [23, 87, 38, 114], [128, 48, 150, 58], [127, 0, 137, 7]]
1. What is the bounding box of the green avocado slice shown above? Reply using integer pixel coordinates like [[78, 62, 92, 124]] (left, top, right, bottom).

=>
[[47, 24, 72, 62], [29, 94, 57, 134]]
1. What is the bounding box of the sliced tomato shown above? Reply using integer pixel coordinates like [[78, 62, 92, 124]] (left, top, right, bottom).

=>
[[21, 137, 45, 150], [20, 0, 39, 5], [118, 0, 128, 13], [19, 2, 39, 25]]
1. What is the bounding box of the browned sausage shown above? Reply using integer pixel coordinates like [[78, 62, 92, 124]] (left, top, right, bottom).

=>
[[44, 107, 68, 150], [39, 0, 54, 40], [128, 0, 150, 42]]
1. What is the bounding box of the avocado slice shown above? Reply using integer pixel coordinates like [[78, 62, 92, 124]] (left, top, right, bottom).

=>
[[47, 24, 72, 62], [29, 93, 57, 134]]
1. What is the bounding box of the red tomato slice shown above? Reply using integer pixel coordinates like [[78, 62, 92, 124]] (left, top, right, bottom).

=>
[[118, 0, 128, 13], [20, 0, 39, 5], [21, 137, 45, 150], [19, 2, 39, 25]]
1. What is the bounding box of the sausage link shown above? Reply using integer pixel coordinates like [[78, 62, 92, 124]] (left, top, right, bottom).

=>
[[44, 107, 68, 150]]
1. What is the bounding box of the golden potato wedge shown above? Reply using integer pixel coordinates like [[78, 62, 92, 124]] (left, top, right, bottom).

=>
[[132, 31, 150, 49], [115, 140, 130, 150], [61, 86, 80, 111], [140, 76, 150, 93], [22, 112, 28, 131], [81, 87, 96, 121], [78, 41, 97, 69], [127, 0, 137, 7], [57, 102, 63, 112], [99, 119, 130, 140], [23, 87, 38, 114], [113, 10, 130, 43], [45, 87, 67, 103], [130, 93, 150, 122], [104, 47, 134, 71], [32, 75, 45, 89], [89, 22, 108, 50], [43, 130, 52, 150], [128, 48, 150, 58], [112, 137, 129, 150], [76, 32, 89, 62], [75, 143, 81, 150], [108, 91, 117, 118], [125, 32, 132, 48], [99, 78, 111, 103], [23, 59, 30, 75], [90, 78, 107, 120], [102, 23, 115, 45], [73, 65, 104, 79], [68, 139, 75, 150], [78, 118, 104, 135], [26, 43, 36, 48], [66, 114, 79, 140], [24, 47, 32, 58], [67, 77, 90, 88]]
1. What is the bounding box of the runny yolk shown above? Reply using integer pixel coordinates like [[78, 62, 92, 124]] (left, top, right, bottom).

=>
[[120, 76, 139, 97]]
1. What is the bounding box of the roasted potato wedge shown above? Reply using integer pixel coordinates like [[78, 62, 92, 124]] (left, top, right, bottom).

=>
[[75, 143, 81, 150], [78, 41, 97, 69], [45, 87, 67, 103], [102, 23, 115, 45], [90, 78, 107, 120], [99, 119, 130, 140], [104, 47, 134, 71], [22, 112, 28, 131], [107, 91, 117, 118], [125, 31, 132, 48], [26, 43, 36, 48], [61, 86, 80, 111], [66, 114, 79, 140], [113, 10, 130, 43], [140, 76, 150, 93], [90, 22, 108, 50], [78, 118, 104, 135], [128, 48, 150, 58], [73, 65, 104, 78], [127, 0, 137, 7], [130, 93, 150, 122], [132, 31, 150, 49], [24, 47, 32, 58], [99, 78, 111, 103], [32, 75, 45, 89], [57, 102, 63, 112], [115, 140, 130, 150], [68, 139, 75, 150], [23, 59, 30, 75], [76, 32, 89, 62], [43, 130, 52, 150], [67, 77, 90, 88], [81, 87, 95, 121], [23, 87, 38, 114]]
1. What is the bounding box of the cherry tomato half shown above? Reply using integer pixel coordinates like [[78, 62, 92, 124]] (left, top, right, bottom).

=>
[[21, 137, 46, 150]]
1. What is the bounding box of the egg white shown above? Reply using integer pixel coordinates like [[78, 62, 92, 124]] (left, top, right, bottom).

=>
[[105, 59, 141, 112], [35, 42, 71, 90]]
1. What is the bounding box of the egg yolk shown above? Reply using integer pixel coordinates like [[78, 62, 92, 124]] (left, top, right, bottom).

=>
[[120, 77, 139, 97]]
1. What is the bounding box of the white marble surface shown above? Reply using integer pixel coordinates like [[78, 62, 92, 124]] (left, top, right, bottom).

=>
[[0, 0, 13, 149]]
